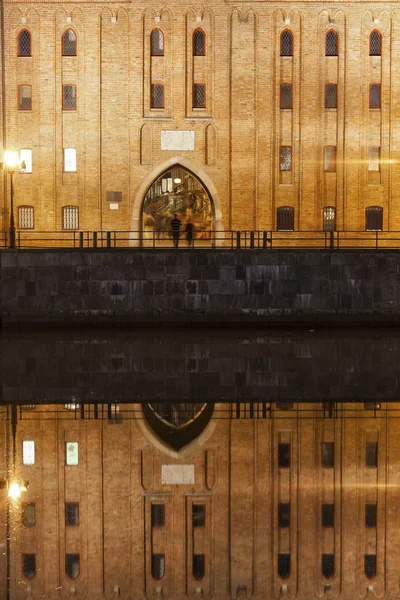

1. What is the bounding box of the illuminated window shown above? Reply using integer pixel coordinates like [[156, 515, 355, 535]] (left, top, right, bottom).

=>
[[369, 30, 381, 56], [278, 554, 290, 578], [280, 30, 293, 56], [193, 83, 206, 108], [325, 84, 337, 108], [62, 206, 79, 230], [22, 503, 36, 527], [64, 148, 77, 172], [277, 207, 294, 232], [280, 84, 292, 109], [322, 442, 334, 467], [369, 84, 381, 108], [323, 207, 336, 231], [66, 503, 79, 526], [151, 84, 164, 108], [151, 29, 164, 56], [62, 29, 77, 56], [322, 554, 335, 578], [65, 441, 79, 465], [23, 440, 35, 465], [20, 149, 32, 173], [279, 146, 292, 171], [65, 554, 80, 579], [152, 554, 165, 579], [18, 30, 31, 56], [22, 554, 36, 579], [326, 30, 338, 56], [18, 206, 34, 229], [324, 146, 336, 172], [368, 147, 380, 172], [63, 85, 77, 109], [18, 85, 32, 110], [365, 207, 383, 231], [193, 29, 206, 56]]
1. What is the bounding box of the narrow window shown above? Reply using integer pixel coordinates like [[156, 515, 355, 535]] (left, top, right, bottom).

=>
[[322, 504, 334, 527], [193, 28, 206, 56], [22, 554, 36, 579], [365, 554, 377, 579], [18, 85, 32, 110], [365, 207, 383, 231], [279, 146, 292, 171], [366, 442, 378, 467], [62, 206, 79, 230], [66, 503, 79, 526], [280, 30, 293, 56], [193, 504, 205, 527], [193, 554, 205, 580], [64, 148, 77, 172], [151, 84, 164, 108], [323, 207, 336, 231], [62, 29, 77, 56], [151, 29, 164, 56], [193, 83, 206, 108], [65, 554, 80, 579], [63, 85, 77, 110], [369, 30, 381, 56], [322, 554, 335, 578], [152, 553, 165, 579], [280, 84, 292, 109], [324, 146, 336, 172], [322, 442, 334, 467], [278, 442, 291, 467], [65, 441, 79, 465], [18, 30, 31, 56], [369, 84, 381, 108], [278, 503, 290, 527], [278, 554, 290, 579], [22, 503, 36, 527], [368, 147, 380, 172], [151, 504, 165, 526], [18, 206, 34, 229], [20, 149, 32, 173], [365, 504, 377, 528], [277, 207, 294, 232], [325, 84, 337, 108], [23, 440, 35, 465], [326, 30, 338, 56]]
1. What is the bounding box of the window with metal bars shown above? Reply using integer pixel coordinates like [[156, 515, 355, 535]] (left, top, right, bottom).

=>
[[322, 442, 334, 467], [152, 554, 165, 580], [62, 29, 77, 56], [325, 84, 337, 108], [193, 554, 205, 580], [151, 504, 165, 526], [364, 554, 377, 579], [278, 503, 290, 527], [18, 206, 34, 229], [279, 146, 292, 171], [280, 30, 293, 56], [22, 503, 36, 527], [369, 30, 381, 56], [65, 554, 80, 579], [365, 504, 377, 528], [62, 206, 79, 230], [193, 504, 205, 527], [322, 504, 334, 527], [369, 84, 381, 108], [368, 147, 380, 171], [151, 84, 164, 108], [325, 30, 338, 56], [365, 207, 383, 231], [63, 85, 77, 109], [193, 83, 206, 108], [324, 146, 336, 172], [323, 207, 336, 231], [280, 84, 292, 109], [151, 28, 164, 56], [278, 554, 290, 579], [66, 503, 79, 526], [22, 554, 36, 579], [277, 207, 294, 232], [366, 442, 378, 466], [18, 30, 31, 56], [19, 85, 32, 110], [278, 442, 291, 467], [322, 554, 335, 578], [193, 28, 206, 56]]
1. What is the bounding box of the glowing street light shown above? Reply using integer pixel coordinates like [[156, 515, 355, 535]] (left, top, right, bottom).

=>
[[4, 150, 26, 249]]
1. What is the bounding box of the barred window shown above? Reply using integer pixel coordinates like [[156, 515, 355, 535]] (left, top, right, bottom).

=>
[[193, 28, 206, 56], [365, 504, 377, 528], [62, 206, 79, 230], [64, 148, 77, 172], [63, 85, 77, 109], [279, 146, 292, 171], [368, 147, 380, 172], [22, 503, 36, 527], [193, 83, 206, 108], [19, 85, 32, 110], [66, 554, 80, 579], [324, 146, 336, 172], [366, 442, 378, 466], [326, 30, 338, 56], [280, 30, 293, 56], [151, 504, 165, 526], [18, 30, 31, 56], [193, 554, 205, 580], [323, 207, 336, 231], [322, 442, 334, 467], [369, 84, 381, 108], [152, 554, 165, 580], [193, 504, 205, 527], [322, 504, 334, 527], [20, 149, 32, 173], [66, 503, 79, 526], [18, 206, 34, 229], [23, 440, 35, 465], [277, 207, 294, 232], [365, 554, 377, 579], [322, 554, 335, 579], [278, 503, 290, 527], [369, 30, 381, 56], [278, 442, 291, 467], [151, 28, 164, 56], [62, 29, 77, 56], [325, 84, 337, 108], [278, 554, 290, 579], [65, 441, 79, 465], [280, 84, 292, 109], [22, 554, 36, 579], [366, 207, 383, 231], [151, 84, 164, 108]]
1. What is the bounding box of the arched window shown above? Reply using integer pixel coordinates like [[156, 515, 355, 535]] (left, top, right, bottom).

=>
[[326, 30, 338, 56], [369, 30, 381, 56], [193, 28, 206, 56], [280, 30, 293, 56], [152, 554, 165, 579], [366, 206, 383, 231], [62, 29, 77, 56], [18, 30, 31, 56], [277, 206, 294, 231], [151, 28, 164, 56]]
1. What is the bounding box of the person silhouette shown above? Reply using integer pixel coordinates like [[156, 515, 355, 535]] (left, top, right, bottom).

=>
[[170, 213, 182, 248]]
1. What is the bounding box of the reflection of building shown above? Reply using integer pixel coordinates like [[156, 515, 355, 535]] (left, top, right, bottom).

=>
[[3, 4, 400, 238], [0, 402, 399, 599]]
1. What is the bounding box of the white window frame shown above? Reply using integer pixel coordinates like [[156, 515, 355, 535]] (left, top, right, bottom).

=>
[[22, 440, 35, 465], [66, 441, 79, 466]]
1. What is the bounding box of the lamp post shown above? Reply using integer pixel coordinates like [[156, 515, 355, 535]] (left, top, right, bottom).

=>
[[4, 151, 25, 249]]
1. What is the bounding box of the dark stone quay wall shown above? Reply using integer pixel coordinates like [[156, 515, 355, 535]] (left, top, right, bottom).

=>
[[1, 249, 400, 326]]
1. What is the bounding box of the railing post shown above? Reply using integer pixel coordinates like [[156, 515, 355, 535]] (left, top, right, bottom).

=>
[[376, 231, 378, 250], [107, 231, 111, 249], [93, 231, 97, 248], [250, 231, 255, 249], [262, 231, 267, 249], [236, 231, 241, 249], [17, 231, 20, 249], [329, 230, 334, 250], [79, 231, 84, 248]]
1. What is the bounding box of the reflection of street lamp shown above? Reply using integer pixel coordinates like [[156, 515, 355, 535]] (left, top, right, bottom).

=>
[[4, 151, 25, 249]]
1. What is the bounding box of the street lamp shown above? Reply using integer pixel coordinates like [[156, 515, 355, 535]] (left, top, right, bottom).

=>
[[4, 151, 25, 249]]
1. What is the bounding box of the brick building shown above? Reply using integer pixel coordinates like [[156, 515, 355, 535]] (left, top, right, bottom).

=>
[[1, 1, 399, 240]]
